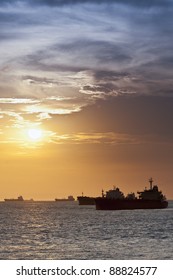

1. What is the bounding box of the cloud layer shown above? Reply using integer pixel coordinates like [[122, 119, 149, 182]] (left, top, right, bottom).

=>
[[1, 0, 173, 146], [1, 0, 173, 7]]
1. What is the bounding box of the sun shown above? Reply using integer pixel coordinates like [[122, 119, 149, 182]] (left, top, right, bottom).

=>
[[28, 129, 42, 140]]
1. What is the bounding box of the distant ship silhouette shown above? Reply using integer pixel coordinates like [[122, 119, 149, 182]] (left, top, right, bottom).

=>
[[55, 195, 75, 202], [4, 196, 34, 202]]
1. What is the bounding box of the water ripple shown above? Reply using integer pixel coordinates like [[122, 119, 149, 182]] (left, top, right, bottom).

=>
[[0, 201, 172, 259]]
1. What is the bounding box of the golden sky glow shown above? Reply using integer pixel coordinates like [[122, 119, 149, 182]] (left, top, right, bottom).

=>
[[1, 0, 173, 200]]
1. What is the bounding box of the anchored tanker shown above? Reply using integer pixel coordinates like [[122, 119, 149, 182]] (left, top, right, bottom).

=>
[[4, 196, 34, 202], [55, 195, 75, 202], [95, 178, 168, 210]]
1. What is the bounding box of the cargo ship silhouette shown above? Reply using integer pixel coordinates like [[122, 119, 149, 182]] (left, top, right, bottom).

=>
[[95, 178, 168, 210], [4, 196, 34, 202], [55, 195, 75, 201]]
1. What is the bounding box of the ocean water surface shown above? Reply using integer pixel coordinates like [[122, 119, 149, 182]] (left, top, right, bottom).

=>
[[0, 201, 172, 260]]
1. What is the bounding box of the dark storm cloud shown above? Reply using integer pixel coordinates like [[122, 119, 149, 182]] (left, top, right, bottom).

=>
[[23, 53, 87, 73], [37, 0, 173, 8], [21, 39, 131, 75], [1, 0, 173, 101], [0, 0, 172, 7], [56, 40, 132, 64], [31, 0, 173, 8], [21, 31, 173, 98], [94, 70, 129, 82]]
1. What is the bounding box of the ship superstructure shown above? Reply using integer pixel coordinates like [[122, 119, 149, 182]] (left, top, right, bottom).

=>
[[137, 178, 166, 201]]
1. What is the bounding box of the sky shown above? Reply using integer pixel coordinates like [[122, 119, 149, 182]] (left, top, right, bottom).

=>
[[0, 0, 173, 200]]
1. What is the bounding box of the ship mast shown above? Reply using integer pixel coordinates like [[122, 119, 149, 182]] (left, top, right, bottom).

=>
[[149, 177, 153, 190]]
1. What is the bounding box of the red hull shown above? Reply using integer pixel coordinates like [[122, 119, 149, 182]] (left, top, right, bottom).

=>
[[95, 198, 168, 210]]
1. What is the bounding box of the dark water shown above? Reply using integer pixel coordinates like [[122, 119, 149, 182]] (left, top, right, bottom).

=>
[[0, 201, 172, 260]]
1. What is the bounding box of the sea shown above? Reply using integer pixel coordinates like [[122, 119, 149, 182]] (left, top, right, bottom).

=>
[[0, 200, 172, 260]]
